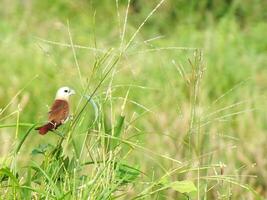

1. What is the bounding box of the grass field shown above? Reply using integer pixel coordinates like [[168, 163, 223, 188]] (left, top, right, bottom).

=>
[[0, 0, 267, 199]]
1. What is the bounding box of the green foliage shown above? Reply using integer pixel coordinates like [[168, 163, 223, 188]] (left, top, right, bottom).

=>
[[164, 180, 197, 194], [0, 0, 266, 199]]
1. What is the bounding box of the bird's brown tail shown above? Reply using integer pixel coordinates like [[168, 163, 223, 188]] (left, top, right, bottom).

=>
[[35, 122, 55, 135]]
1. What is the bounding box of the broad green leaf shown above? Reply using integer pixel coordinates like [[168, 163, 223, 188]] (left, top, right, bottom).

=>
[[169, 180, 197, 194], [31, 143, 54, 155], [116, 163, 140, 185]]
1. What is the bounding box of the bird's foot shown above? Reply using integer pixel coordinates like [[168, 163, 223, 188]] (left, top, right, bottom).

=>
[[69, 115, 74, 121]]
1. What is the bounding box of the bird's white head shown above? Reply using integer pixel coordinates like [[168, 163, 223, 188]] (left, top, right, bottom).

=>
[[55, 86, 75, 101]]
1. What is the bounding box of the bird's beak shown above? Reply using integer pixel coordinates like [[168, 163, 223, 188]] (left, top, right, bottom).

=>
[[70, 89, 76, 95]]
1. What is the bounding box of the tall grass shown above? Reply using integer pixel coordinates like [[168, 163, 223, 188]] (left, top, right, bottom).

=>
[[0, 0, 266, 199]]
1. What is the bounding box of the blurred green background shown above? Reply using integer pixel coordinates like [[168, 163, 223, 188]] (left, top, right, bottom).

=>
[[0, 0, 267, 199]]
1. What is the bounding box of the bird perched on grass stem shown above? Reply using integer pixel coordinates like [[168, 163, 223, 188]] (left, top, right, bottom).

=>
[[35, 86, 75, 135]]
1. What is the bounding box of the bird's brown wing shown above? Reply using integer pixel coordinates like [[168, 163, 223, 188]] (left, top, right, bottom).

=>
[[48, 99, 69, 124]]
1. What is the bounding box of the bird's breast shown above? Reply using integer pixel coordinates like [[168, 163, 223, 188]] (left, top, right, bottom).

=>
[[48, 99, 70, 123]]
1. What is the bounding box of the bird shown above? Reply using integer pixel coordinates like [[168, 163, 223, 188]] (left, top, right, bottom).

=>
[[35, 86, 75, 135]]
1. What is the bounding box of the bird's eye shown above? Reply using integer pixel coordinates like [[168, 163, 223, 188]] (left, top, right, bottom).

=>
[[64, 90, 68, 93]]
